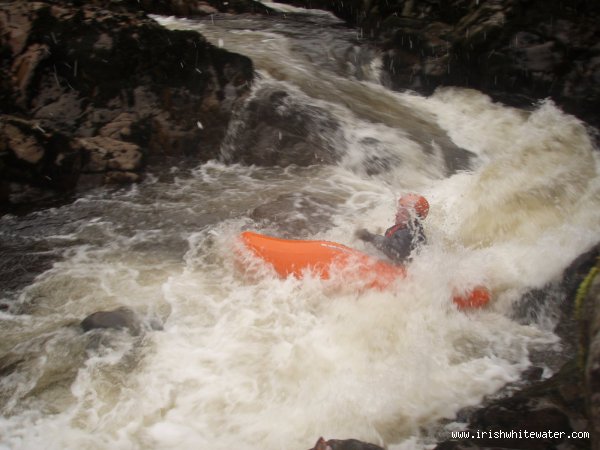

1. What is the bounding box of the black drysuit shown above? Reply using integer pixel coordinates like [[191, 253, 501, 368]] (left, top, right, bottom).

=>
[[360, 219, 426, 264]]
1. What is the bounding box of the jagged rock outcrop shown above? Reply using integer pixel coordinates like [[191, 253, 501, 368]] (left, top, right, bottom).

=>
[[220, 86, 342, 167], [434, 359, 590, 450], [275, 0, 600, 128], [0, 115, 82, 205], [135, 0, 273, 16], [0, 0, 254, 210]]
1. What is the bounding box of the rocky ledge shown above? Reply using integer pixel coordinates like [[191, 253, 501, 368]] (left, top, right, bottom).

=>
[[0, 0, 257, 211], [275, 0, 600, 130]]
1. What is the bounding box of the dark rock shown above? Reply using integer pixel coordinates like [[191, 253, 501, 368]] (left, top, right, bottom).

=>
[[221, 86, 342, 166], [0, 114, 150, 206], [30, 0, 275, 17], [512, 243, 600, 320], [309, 436, 384, 450], [103, 171, 142, 184], [0, 0, 254, 210], [78, 136, 143, 173], [277, 0, 600, 128], [578, 259, 600, 447], [562, 244, 600, 305], [0, 115, 82, 201], [521, 366, 544, 383], [143, 0, 274, 16], [433, 359, 590, 450], [81, 307, 142, 335]]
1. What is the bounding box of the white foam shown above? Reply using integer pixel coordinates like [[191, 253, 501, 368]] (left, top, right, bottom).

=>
[[2, 16, 600, 450]]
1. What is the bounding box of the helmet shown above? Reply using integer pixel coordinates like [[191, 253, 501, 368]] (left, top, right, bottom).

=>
[[397, 194, 429, 219]]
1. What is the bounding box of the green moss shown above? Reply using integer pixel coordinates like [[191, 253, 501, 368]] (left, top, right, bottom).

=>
[[576, 260, 599, 369], [575, 263, 599, 320]]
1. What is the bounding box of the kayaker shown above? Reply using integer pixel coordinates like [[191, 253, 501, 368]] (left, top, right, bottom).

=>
[[355, 193, 429, 264]]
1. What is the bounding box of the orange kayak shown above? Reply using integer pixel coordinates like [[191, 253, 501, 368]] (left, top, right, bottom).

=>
[[239, 231, 490, 309]]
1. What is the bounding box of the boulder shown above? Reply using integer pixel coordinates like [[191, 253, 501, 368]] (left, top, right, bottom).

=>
[[309, 437, 384, 450], [220, 86, 342, 166], [80, 307, 142, 335]]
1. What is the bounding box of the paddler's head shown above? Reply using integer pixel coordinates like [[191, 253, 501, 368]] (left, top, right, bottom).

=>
[[395, 193, 429, 224]]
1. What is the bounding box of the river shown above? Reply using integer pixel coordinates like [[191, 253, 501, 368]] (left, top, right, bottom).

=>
[[1, 3, 599, 449]]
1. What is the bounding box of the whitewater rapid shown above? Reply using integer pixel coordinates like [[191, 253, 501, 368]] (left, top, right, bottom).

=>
[[0, 4, 599, 450]]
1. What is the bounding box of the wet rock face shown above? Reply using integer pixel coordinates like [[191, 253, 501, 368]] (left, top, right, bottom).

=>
[[278, 0, 600, 128], [63, 0, 275, 16], [79, 136, 142, 173], [135, 0, 274, 16], [579, 259, 600, 447], [220, 86, 342, 167], [0, 115, 82, 206], [434, 360, 590, 450], [0, 0, 254, 209]]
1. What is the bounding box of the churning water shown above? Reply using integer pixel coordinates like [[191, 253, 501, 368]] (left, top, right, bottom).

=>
[[1, 4, 599, 450]]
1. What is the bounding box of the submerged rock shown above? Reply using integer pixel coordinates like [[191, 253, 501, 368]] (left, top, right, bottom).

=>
[[81, 307, 142, 335], [251, 192, 339, 237], [309, 437, 384, 450]]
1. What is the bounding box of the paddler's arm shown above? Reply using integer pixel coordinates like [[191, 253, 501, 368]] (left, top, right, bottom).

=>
[[355, 229, 387, 252]]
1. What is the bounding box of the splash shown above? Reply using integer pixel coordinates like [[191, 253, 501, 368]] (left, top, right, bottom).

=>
[[1, 9, 599, 450]]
